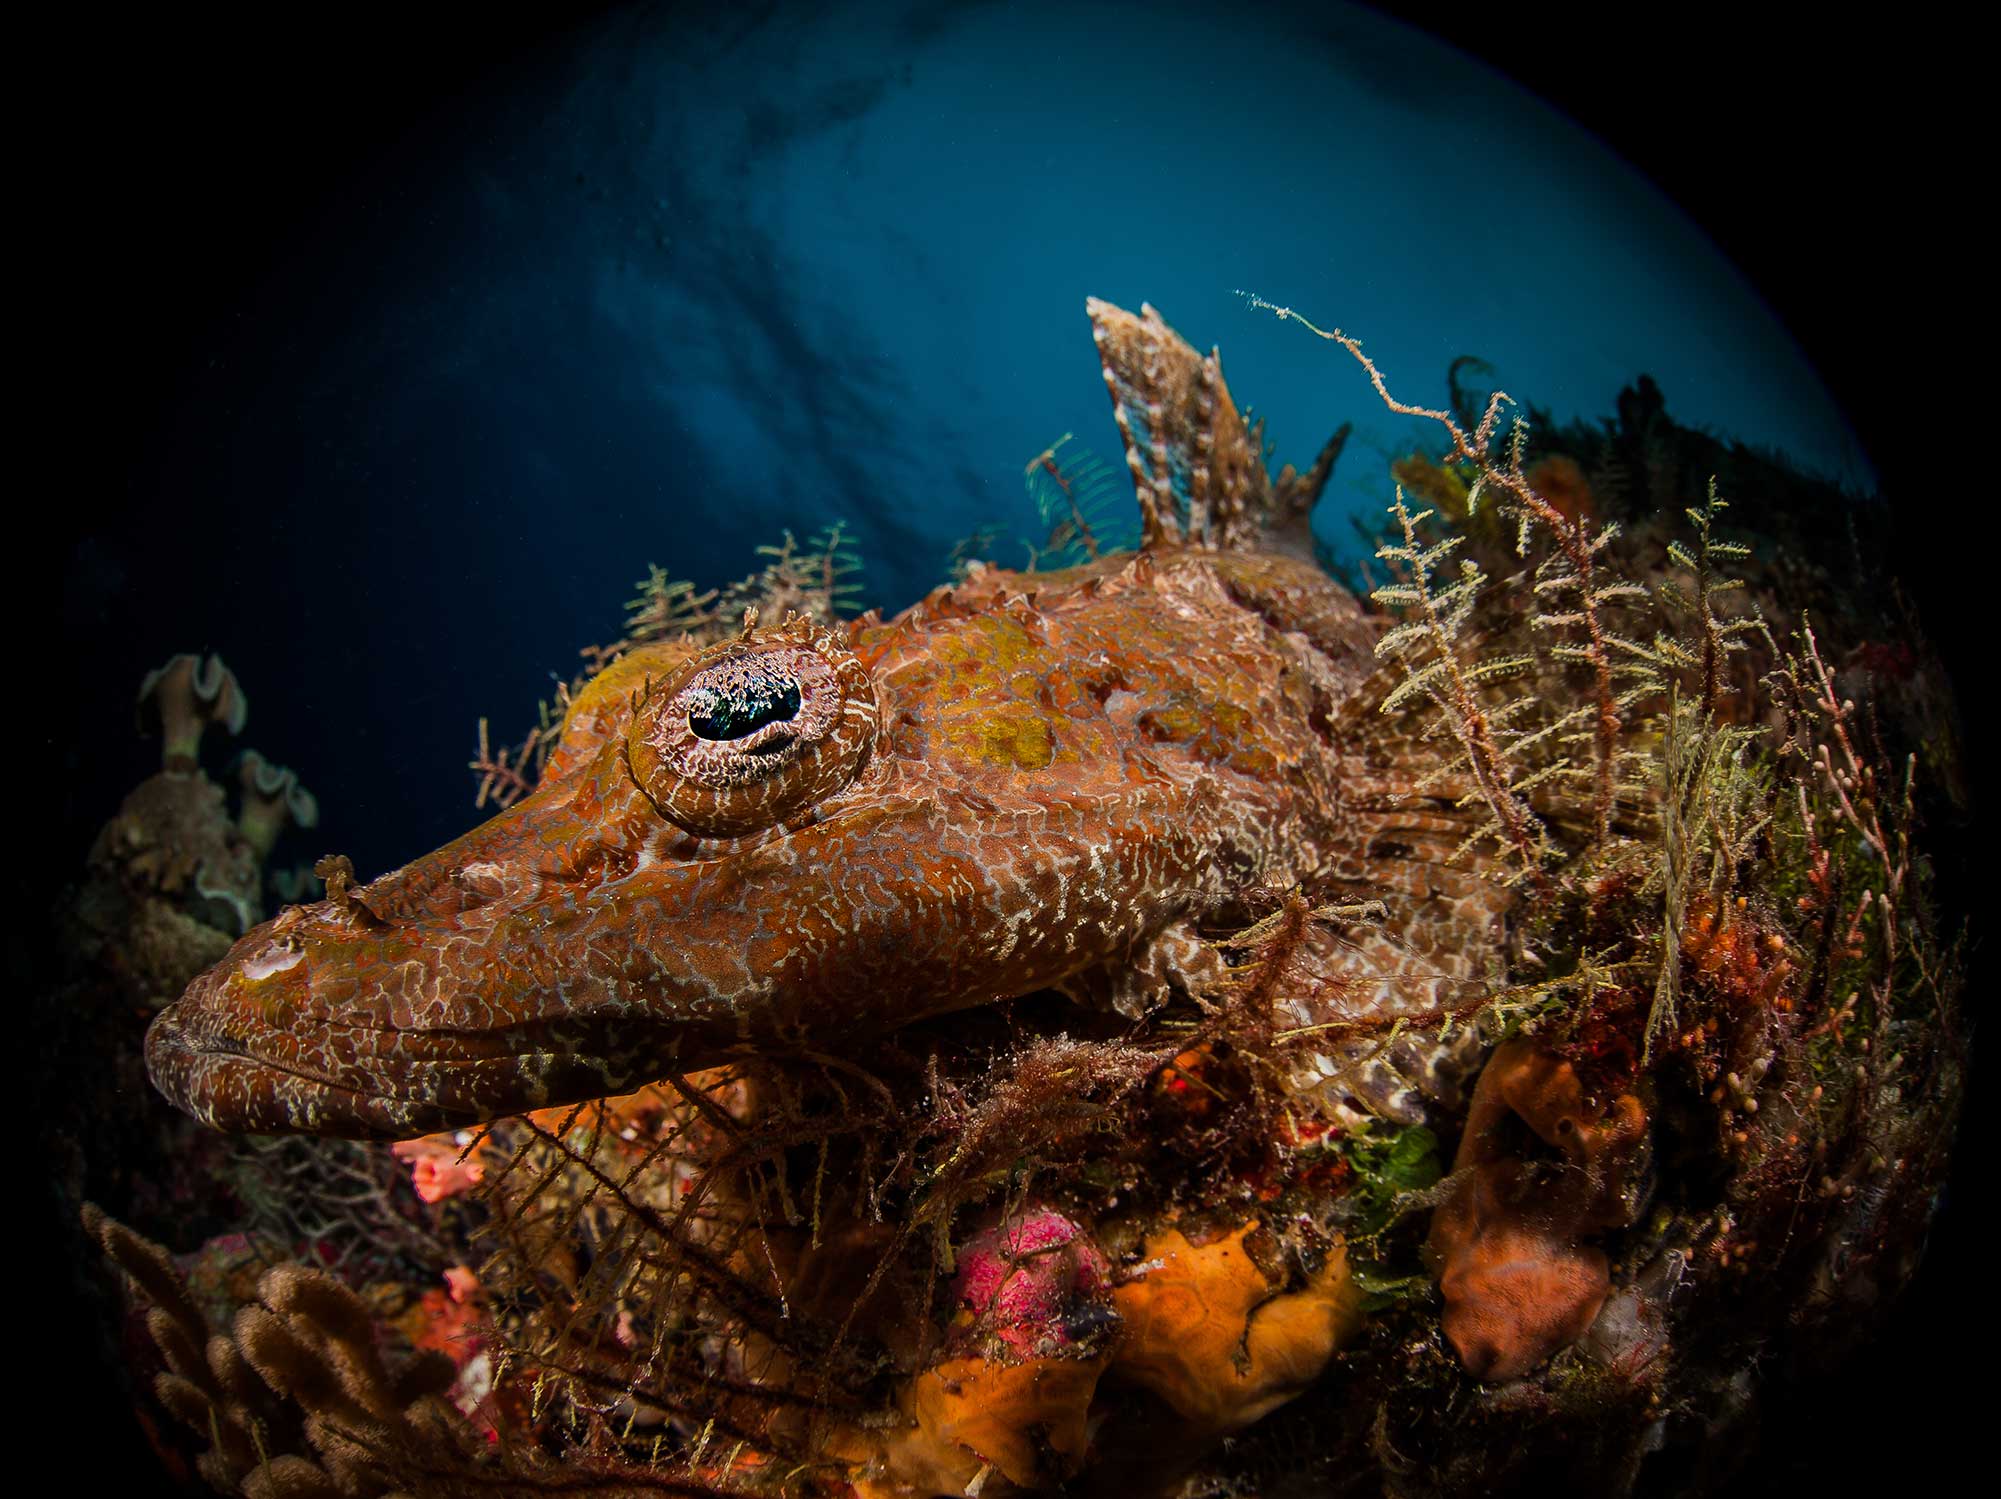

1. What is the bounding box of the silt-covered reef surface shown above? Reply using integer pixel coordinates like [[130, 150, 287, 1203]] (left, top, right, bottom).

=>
[[62, 298, 1963, 1497]]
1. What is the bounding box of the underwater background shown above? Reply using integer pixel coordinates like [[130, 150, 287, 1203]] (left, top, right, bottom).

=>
[[56, 0, 1898, 884], [37, 0, 1978, 1492]]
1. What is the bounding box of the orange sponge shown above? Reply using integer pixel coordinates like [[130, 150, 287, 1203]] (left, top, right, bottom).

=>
[[1429, 1039, 1650, 1382]]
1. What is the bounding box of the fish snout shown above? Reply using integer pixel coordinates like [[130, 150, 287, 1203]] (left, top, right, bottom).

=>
[[143, 912, 482, 1139]]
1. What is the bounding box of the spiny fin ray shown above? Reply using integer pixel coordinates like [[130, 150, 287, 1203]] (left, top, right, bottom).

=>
[[1087, 298, 1342, 558]]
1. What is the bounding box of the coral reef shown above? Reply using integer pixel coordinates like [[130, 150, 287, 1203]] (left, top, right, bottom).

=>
[[45, 655, 414, 1492], [74, 654, 324, 1005], [57, 654, 330, 1228], [83, 1204, 595, 1498], [237, 751, 320, 862], [141, 652, 249, 772], [79, 655, 259, 997], [78, 299, 1965, 1497]]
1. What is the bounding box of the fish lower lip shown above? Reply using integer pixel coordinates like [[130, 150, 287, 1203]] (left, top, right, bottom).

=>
[[146, 1005, 455, 1140]]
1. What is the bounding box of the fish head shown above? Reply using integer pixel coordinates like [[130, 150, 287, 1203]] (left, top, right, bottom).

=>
[[145, 579, 1238, 1139]]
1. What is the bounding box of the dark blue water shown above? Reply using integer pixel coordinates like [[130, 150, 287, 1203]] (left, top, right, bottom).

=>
[[59, 0, 1883, 885]]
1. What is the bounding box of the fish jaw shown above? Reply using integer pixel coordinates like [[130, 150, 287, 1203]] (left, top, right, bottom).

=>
[[140, 889, 693, 1139], [144, 764, 1219, 1139]]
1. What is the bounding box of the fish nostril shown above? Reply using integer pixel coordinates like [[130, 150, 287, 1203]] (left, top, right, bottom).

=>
[[240, 944, 306, 983], [453, 860, 548, 907], [456, 863, 509, 903]]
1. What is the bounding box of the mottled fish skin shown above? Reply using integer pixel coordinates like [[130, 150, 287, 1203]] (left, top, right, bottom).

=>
[[147, 302, 1507, 1140]]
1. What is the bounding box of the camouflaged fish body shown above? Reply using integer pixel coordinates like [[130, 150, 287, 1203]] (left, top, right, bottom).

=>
[[146, 301, 1505, 1140]]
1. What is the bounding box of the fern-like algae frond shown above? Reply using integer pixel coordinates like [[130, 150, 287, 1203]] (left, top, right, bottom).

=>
[[1369, 489, 1549, 880], [1644, 683, 1772, 1055], [470, 699, 572, 812], [943, 434, 1139, 580], [1023, 433, 1138, 568], [1246, 292, 1650, 849], [597, 565, 724, 668], [1249, 290, 1960, 1102], [723, 522, 866, 625], [1653, 480, 1762, 717]]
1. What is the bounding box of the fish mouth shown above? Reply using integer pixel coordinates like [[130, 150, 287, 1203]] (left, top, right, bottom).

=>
[[143, 986, 491, 1140], [143, 908, 724, 1141], [145, 776, 1181, 1141], [144, 994, 677, 1141]]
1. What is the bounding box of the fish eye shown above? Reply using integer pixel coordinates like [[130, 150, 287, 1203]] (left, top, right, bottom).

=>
[[687, 668, 802, 743], [625, 621, 879, 837]]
